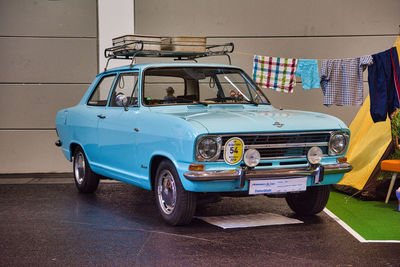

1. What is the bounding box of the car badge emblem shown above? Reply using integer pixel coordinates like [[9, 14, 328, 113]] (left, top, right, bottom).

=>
[[273, 121, 284, 128]]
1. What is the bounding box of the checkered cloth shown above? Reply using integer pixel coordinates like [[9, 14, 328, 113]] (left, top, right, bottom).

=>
[[252, 55, 298, 93], [320, 55, 373, 106]]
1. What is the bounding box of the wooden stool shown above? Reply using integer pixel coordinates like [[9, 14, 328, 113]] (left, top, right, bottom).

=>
[[380, 160, 400, 203]]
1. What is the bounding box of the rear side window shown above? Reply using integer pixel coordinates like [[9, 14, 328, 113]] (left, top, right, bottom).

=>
[[87, 75, 116, 106]]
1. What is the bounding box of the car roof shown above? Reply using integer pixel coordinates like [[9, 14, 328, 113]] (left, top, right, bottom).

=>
[[100, 62, 240, 76]]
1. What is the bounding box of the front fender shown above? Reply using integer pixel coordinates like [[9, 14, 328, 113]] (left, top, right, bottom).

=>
[[135, 110, 207, 189]]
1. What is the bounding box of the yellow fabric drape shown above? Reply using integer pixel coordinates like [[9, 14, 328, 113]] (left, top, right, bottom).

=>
[[395, 35, 400, 61], [338, 96, 391, 189], [338, 37, 400, 190]]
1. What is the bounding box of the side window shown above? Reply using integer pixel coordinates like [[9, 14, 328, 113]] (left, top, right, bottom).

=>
[[87, 75, 116, 106], [110, 72, 139, 107]]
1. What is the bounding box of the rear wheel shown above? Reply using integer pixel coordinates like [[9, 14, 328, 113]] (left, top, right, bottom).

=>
[[155, 160, 197, 225], [73, 147, 100, 193], [285, 185, 330, 216]]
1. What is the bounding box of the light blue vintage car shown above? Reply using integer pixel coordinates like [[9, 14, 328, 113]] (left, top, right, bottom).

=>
[[55, 62, 352, 225]]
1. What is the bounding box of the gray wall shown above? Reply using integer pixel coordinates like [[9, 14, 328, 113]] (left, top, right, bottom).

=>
[[0, 0, 399, 174], [0, 0, 98, 173], [135, 0, 400, 126]]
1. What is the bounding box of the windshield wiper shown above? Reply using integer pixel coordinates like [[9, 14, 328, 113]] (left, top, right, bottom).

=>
[[195, 101, 208, 106], [204, 97, 235, 102], [246, 99, 259, 106], [176, 97, 208, 106]]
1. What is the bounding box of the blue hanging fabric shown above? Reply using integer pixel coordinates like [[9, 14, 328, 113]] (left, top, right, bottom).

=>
[[368, 47, 400, 122]]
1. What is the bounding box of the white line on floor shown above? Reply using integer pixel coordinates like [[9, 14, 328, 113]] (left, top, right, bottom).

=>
[[0, 178, 121, 184], [323, 208, 400, 244]]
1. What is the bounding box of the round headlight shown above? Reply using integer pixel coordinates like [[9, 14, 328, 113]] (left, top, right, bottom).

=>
[[329, 133, 347, 155], [197, 137, 220, 160], [307, 146, 323, 165], [244, 149, 261, 167]]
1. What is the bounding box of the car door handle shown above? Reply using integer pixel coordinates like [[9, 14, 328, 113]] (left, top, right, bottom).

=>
[[97, 114, 106, 119]]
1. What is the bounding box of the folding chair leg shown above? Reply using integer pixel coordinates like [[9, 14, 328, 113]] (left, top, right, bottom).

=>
[[385, 173, 398, 204]]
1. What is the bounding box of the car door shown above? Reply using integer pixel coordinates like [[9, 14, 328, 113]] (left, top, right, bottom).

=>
[[97, 71, 141, 182], [83, 74, 117, 165]]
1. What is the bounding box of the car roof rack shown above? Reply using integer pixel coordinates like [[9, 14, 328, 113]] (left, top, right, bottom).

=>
[[103, 41, 234, 71]]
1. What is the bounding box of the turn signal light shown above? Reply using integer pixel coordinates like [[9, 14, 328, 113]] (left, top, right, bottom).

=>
[[338, 157, 347, 163], [189, 164, 204, 171]]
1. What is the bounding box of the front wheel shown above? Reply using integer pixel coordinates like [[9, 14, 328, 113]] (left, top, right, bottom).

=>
[[285, 185, 330, 216], [155, 160, 197, 225], [73, 147, 100, 193]]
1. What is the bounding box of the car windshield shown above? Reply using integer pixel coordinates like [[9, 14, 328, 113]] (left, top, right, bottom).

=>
[[143, 67, 270, 106]]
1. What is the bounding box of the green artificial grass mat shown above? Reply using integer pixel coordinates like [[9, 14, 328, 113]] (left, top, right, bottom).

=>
[[326, 190, 400, 241]]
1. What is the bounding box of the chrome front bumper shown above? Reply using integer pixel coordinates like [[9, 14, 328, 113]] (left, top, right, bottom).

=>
[[183, 162, 352, 182]]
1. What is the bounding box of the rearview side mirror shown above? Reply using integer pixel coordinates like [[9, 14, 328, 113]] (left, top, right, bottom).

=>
[[115, 93, 129, 111]]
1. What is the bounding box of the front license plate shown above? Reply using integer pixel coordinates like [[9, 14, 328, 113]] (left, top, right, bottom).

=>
[[249, 177, 307, 195]]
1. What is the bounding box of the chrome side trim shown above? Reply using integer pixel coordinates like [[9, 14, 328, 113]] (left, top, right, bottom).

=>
[[183, 163, 352, 181]]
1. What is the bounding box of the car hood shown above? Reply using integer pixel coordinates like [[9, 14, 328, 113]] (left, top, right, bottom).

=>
[[152, 105, 347, 133]]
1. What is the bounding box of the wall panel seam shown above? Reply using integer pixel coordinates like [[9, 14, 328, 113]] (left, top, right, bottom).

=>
[[0, 82, 91, 85], [207, 34, 398, 39], [0, 128, 56, 131], [0, 36, 96, 39], [96, 0, 99, 75]]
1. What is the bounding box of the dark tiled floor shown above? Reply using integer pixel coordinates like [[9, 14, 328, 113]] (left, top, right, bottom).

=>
[[0, 180, 399, 266]]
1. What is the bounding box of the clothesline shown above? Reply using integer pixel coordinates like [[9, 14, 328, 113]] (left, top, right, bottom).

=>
[[248, 35, 400, 122], [233, 50, 378, 61], [233, 32, 400, 59]]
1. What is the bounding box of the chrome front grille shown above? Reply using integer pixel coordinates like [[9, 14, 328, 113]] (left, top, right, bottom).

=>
[[219, 131, 331, 160]]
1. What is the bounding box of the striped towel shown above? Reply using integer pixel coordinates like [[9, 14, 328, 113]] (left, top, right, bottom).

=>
[[252, 55, 298, 93]]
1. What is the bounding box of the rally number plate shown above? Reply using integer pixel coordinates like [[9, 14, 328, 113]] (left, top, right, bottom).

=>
[[249, 177, 307, 195]]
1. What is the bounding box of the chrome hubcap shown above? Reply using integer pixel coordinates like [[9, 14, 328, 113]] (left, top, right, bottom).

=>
[[74, 152, 85, 185], [157, 170, 177, 215]]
